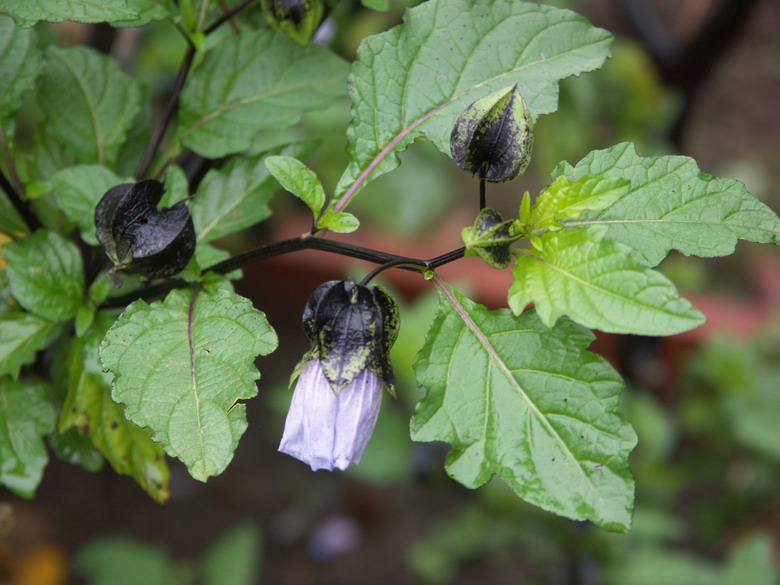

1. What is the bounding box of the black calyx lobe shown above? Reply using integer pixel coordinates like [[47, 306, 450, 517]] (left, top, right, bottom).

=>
[[302, 280, 399, 392], [95, 179, 195, 282]]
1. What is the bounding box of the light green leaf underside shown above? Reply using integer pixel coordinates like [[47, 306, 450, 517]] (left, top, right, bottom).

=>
[[554, 142, 780, 266], [335, 0, 612, 201], [37, 46, 141, 167], [177, 29, 347, 158], [99, 287, 278, 481], [0, 0, 137, 27], [53, 165, 131, 246], [0, 312, 56, 379], [0, 378, 55, 498], [60, 314, 170, 502], [0, 17, 42, 120], [3, 230, 84, 322], [192, 142, 316, 243], [411, 285, 636, 531], [509, 227, 705, 335]]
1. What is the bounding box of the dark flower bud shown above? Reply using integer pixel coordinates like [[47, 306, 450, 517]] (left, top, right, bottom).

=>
[[461, 208, 521, 269], [95, 179, 195, 285], [450, 83, 534, 183], [279, 280, 400, 471], [261, 0, 327, 46], [302, 279, 398, 393]]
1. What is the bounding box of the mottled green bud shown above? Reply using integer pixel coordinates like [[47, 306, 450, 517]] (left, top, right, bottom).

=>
[[95, 180, 195, 285], [450, 84, 534, 183], [302, 280, 399, 393], [261, 0, 327, 45], [461, 208, 521, 269]]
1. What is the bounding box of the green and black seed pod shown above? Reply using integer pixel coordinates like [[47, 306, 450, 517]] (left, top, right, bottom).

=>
[[461, 208, 521, 269], [450, 83, 534, 183], [301, 280, 399, 393], [261, 0, 327, 45], [95, 179, 195, 285]]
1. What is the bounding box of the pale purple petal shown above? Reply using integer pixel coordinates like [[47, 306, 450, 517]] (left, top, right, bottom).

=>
[[279, 360, 383, 471]]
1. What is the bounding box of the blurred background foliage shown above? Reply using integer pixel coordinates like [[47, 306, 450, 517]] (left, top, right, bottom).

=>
[[2, 0, 780, 584]]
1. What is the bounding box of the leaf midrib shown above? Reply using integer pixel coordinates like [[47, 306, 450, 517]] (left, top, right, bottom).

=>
[[435, 279, 595, 491]]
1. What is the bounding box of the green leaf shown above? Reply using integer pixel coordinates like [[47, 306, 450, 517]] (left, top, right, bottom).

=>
[[159, 164, 189, 208], [52, 165, 131, 246], [722, 533, 778, 585], [48, 427, 104, 472], [554, 143, 780, 266], [0, 378, 56, 498], [37, 46, 141, 167], [0, 16, 42, 120], [192, 142, 317, 243], [411, 285, 636, 530], [527, 175, 629, 232], [60, 314, 170, 502], [4, 230, 85, 321], [264, 155, 325, 217], [74, 537, 175, 585], [115, 0, 175, 27], [360, 0, 390, 11], [99, 286, 278, 481], [0, 0, 138, 27], [509, 227, 705, 335], [0, 312, 56, 379], [177, 29, 347, 158], [317, 210, 360, 233], [334, 0, 611, 202], [201, 522, 262, 585], [0, 193, 28, 235]]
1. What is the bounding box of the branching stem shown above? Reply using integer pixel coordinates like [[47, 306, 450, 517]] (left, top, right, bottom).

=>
[[101, 236, 466, 308]]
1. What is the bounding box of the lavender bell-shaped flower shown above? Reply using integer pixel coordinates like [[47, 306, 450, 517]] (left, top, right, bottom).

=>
[[279, 280, 399, 471]]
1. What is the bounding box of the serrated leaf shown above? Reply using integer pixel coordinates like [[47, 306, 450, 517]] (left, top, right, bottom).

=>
[[509, 227, 705, 335], [176, 29, 347, 158], [317, 210, 360, 233], [0, 0, 138, 27], [192, 142, 316, 243], [60, 313, 169, 502], [52, 165, 131, 246], [115, 0, 175, 27], [37, 46, 141, 167], [411, 284, 636, 530], [4, 230, 84, 321], [0, 378, 56, 498], [0, 312, 56, 379], [334, 0, 611, 204], [528, 175, 629, 231], [264, 155, 325, 217], [554, 143, 780, 266], [0, 16, 42, 119], [99, 287, 278, 481]]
